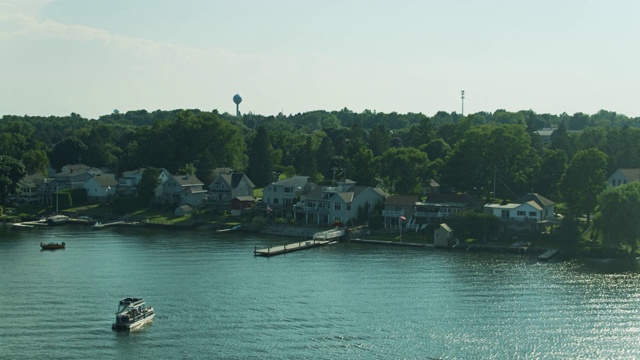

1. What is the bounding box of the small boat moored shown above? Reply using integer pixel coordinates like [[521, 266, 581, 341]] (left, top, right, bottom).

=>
[[40, 242, 65, 250], [112, 297, 155, 331]]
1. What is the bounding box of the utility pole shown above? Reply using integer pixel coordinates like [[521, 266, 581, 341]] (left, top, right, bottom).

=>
[[461, 90, 465, 116]]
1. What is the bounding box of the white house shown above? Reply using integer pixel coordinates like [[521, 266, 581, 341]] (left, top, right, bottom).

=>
[[118, 168, 172, 198], [262, 176, 310, 206], [162, 174, 208, 206], [484, 200, 543, 222], [84, 175, 118, 203], [294, 179, 388, 225], [55, 164, 103, 189], [607, 168, 640, 187]]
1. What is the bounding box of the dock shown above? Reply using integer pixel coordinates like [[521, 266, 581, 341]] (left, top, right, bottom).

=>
[[538, 248, 560, 261], [10, 220, 49, 229], [92, 221, 125, 229], [254, 239, 334, 257]]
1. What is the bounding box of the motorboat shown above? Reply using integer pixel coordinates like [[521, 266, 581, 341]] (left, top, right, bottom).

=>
[[112, 297, 155, 331], [40, 242, 65, 250]]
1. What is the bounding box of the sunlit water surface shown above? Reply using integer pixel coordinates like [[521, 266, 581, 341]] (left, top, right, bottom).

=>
[[2, 224, 640, 359]]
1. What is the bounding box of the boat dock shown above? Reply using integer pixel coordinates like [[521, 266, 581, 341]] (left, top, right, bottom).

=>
[[254, 239, 334, 257], [10, 220, 49, 229], [538, 248, 560, 261], [92, 221, 125, 229], [254, 227, 344, 257]]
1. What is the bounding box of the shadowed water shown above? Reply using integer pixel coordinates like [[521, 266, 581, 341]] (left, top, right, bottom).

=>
[[1, 224, 640, 359]]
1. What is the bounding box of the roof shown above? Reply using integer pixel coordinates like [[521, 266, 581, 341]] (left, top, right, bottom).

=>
[[485, 200, 542, 211], [273, 176, 309, 187], [385, 195, 421, 206], [440, 223, 453, 232], [219, 173, 255, 188], [422, 193, 479, 205], [172, 174, 204, 186], [516, 193, 555, 208], [234, 196, 256, 202], [618, 168, 640, 182], [92, 175, 118, 187]]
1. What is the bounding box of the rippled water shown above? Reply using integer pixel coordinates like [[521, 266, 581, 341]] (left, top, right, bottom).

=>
[[2, 224, 640, 359]]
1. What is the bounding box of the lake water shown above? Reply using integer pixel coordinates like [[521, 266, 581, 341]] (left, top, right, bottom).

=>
[[2, 224, 640, 359]]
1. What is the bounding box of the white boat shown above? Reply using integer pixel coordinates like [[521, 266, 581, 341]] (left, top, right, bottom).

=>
[[112, 297, 155, 331]]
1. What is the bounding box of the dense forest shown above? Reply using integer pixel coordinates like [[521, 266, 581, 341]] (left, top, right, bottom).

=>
[[2, 107, 640, 253]]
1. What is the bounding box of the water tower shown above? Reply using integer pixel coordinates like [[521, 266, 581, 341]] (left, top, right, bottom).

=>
[[233, 93, 242, 117]]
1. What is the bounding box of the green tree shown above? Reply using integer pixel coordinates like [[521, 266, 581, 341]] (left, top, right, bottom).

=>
[[21, 149, 49, 175], [442, 124, 539, 199], [137, 167, 160, 205], [535, 148, 567, 199], [0, 155, 27, 211], [377, 147, 429, 194], [367, 124, 392, 157], [560, 148, 607, 224], [350, 147, 377, 187], [316, 136, 335, 180], [247, 126, 274, 187], [593, 182, 640, 254], [48, 136, 88, 170]]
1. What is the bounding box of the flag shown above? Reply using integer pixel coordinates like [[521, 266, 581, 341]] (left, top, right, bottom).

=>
[[400, 215, 406, 221]]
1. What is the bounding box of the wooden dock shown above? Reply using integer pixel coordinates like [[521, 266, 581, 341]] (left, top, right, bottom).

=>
[[10, 220, 49, 229], [91, 221, 125, 229], [254, 239, 334, 257], [538, 249, 559, 261]]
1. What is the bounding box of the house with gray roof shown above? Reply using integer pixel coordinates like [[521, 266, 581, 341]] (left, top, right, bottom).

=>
[[161, 174, 208, 206], [607, 168, 640, 188], [84, 174, 118, 203], [382, 195, 421, 229], [208, 172, 255, 212], [294, 179, 388, 226]]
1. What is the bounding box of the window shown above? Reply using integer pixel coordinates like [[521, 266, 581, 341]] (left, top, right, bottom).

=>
[[284, 187, 292, 193], [529, 211, 537, 217], [346, 204, 351, 211], [517, 211, 526, 216], [334, 203, 342, 211]]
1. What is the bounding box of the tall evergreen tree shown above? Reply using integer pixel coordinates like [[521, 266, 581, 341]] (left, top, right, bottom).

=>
[[316, 136, 335, 180], [247, 126, 274, 187]]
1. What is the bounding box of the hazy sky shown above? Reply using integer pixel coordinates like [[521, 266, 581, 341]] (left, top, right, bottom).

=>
[[2, 0, 639, 119]]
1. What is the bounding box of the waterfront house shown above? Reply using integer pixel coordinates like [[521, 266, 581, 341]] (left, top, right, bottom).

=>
[[607, 168, 640, 187], [412, 193, 480, 228], [293, 179, 388, 226], [208, 172, 255, 212], [17, 173, 52, 204], [54, 164, 102, 190], [484, 193, 556, 236], [161, 174, 208, 207], [117, 168, 172, 198], [261, 176, 313, 218], [84, 174, 118, 203], [382, 195, 421, 229]]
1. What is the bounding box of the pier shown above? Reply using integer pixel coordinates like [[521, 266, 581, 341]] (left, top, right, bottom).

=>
[[254, 239, 334, 257], [254, 227, 344, 257], [538, 248, 560, 261], [10, 220, 49, 229], [92, 221, 126, 229]]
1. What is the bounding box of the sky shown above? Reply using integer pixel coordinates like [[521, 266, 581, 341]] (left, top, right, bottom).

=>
[[1, 0, 639, 120]]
